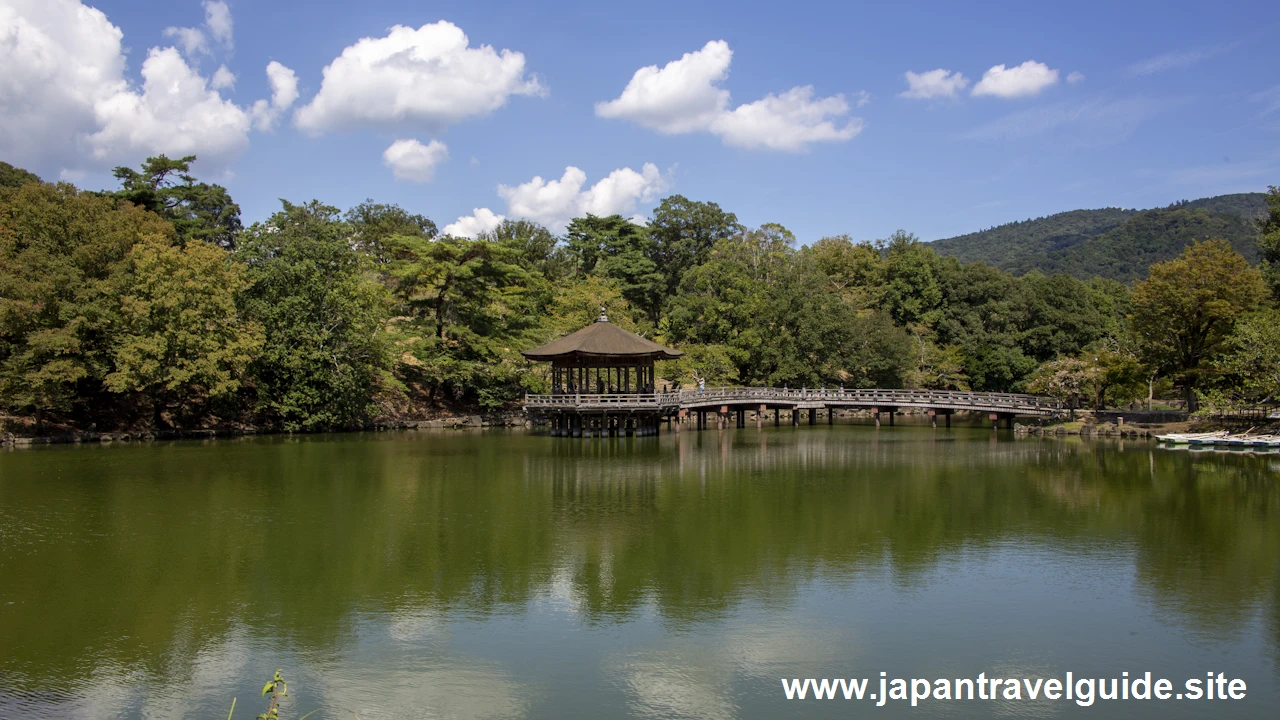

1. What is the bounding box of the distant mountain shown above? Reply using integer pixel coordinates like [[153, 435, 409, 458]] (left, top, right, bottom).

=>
[[930, 193, 1268, 282]]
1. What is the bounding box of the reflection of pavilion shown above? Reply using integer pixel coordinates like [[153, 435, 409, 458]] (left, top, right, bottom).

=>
[[521, 309, 682, 437]]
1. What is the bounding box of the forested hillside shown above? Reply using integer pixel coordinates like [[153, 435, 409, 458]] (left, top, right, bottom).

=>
[[2, 157, 1278, 434], [931, 193, 1268, 280]]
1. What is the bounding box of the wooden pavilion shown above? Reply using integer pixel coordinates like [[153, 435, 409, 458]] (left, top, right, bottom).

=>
[[521, 309, 682, 437]]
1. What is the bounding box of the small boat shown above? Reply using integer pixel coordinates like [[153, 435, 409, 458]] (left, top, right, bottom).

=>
[[1155, 431, 1227, 444]]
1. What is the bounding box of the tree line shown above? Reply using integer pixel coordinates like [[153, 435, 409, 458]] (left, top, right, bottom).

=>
[[2, 157, 1278, 432]]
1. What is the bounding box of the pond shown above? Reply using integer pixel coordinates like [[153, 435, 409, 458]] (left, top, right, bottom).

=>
[[1, 426, 1277, 718]]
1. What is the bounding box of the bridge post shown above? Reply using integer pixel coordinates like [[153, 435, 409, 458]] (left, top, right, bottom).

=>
[[873, 407, 880, 428], [774, 408, 780, 426], [928, 409, 936, 428], [808, 408, 816, 425], [889, 410, 895, 427], [828, 407, 833, 425], [758, 405, 766, 428], [989, 413, 999, 431], [945, 411, 951, 428], [792, 407, 799, 426], [720, 406, 729, 431], [737, 409, 745, 429]]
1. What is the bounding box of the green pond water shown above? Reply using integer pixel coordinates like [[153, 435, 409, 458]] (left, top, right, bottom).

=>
[[0, 425, 1277, 719]]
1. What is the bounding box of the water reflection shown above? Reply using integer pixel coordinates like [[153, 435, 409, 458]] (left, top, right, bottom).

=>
[[0, 428, 1276, 718]]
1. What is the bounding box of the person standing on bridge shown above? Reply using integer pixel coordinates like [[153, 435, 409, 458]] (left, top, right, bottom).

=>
[[698, 378, 705, 395]]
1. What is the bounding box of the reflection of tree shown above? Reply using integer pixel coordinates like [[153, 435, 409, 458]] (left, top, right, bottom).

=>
[[0, 430, 1277, 689]]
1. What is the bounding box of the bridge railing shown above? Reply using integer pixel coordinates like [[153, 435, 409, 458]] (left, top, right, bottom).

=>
[[525, 387, 1061, 412]]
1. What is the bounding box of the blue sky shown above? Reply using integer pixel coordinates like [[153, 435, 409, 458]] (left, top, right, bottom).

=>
[[3, 0, 1278, 242]]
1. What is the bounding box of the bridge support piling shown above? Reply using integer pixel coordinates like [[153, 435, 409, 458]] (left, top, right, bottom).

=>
[[945, 411, 951, 428], [808, 408, 816, 425], [791, 408, 799, 426], [828, 407, 834, 425], [989, 413, 999, 431], [873, 408, 880, 428], [889, 411, 894, 427], [736, 409, 745, 429], [758, 405, 766, 428], [929, 409, 936, 428], [774, 408, 780, 426]]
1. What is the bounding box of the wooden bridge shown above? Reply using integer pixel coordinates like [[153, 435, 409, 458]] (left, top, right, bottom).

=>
[[525, 387, 1062, 436]]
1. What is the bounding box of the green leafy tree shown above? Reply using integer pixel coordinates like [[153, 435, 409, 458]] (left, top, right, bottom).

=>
[[645, 195, 744, 300], [565, 214, 664, 321], [806, 234, 884, 308], [345, 200, 437, 264], [484, 218, 574, 282], [880, 231, 943, 326], [237, 201, 392, 430], [1130, 239, 1266, 411], [111, 155, 242, 249], [1215, 308, 1280, 402], [0, 161, 41, 189], [934, 261, 1035, 391], [1259, 185, 1280, 300], [105, 237, 263, 427], [0, 182, 172, 426], [1026, 357, 1091, 408], [386, 233, 545, 408]]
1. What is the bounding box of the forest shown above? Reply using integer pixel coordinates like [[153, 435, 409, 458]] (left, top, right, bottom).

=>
[[931, 192, 1269, 280], [1, 157, 1278, 433]]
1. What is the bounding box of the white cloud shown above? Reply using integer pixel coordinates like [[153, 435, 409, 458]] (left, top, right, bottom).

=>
[[854, 90, 871, 107], [0, 0, 296, 172], [443, 207, 505, 238], [596, 41, 860, 152], [1066, 71, 1085, 85], [899, 68, 969, 99], [971, 60, 1059, 98], [595, 40, 731, 133], [250, 61, 299, 131], [1126, 44, 1233, 77], [498, 164, 668, 231], [211, 65, 235, 90], [294, 20, 544, 135], [203, 1, 232, 49], [711, 87, 863, 151], [382, 138, 448, 182], [162, 25, 207, 57]]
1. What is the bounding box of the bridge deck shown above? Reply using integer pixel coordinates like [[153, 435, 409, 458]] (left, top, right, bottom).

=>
[[525, 387, 1060, 417]]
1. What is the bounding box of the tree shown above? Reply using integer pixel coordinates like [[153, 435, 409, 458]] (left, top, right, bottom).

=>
[[1215, 308, 1280, 402], [386, 233, 546, 408], [0, 161, 41, 189], [0, 181, 173, 426], [646, 195, 744, 301], [112, 155, 242, 249], [806, 234, 883, 308], [1129, 240, 1266, 411], [484, 219, 574, 282], [879, 231, 943, 326], [565, 214, 664, 322], [237, 201, 392, 430], [106, 238, 263, 427], [345, 200, 437, 264], [1259, 185, 1280, 300], [1026, 357, 1091, 408]]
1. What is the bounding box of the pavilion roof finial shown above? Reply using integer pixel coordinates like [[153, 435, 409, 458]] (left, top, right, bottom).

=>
[[597, 306, 609, 323]]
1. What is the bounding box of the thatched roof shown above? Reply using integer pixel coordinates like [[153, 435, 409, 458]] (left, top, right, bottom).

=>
[[522, 315, 682, 361]]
